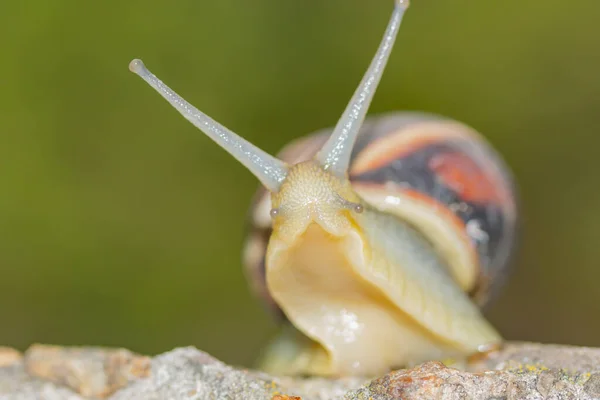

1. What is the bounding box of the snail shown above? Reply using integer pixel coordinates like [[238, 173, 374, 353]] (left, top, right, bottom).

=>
[[128, 0, 518, 378]]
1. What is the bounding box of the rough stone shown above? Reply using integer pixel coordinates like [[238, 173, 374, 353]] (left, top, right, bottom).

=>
[[0, 362, 86, 400], [3, 342, 600, 399], [0, 348, 21, 368], [584, 372, 600, 397], [535, 369, 559, 397], [23, 344, 151, 398]]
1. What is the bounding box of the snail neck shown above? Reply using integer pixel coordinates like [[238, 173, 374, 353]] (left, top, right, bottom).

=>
[[269, 161, 363, 244]]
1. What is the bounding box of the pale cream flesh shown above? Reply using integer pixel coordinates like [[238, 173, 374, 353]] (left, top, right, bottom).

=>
[[266, 193, 500, 375]]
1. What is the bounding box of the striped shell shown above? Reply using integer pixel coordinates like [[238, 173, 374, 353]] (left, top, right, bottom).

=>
[[243, 112, 518, 319]]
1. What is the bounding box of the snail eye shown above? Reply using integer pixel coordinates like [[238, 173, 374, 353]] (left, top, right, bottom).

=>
[[338, 197, 364, 214], [270, 208, 280, 218]]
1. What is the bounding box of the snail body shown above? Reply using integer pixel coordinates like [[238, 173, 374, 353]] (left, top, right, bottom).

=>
[[129, 0, 518, 378], [245, 113, 518, 376]]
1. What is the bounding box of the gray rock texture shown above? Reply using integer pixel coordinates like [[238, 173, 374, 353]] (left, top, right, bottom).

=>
[[2, 342, 600, 399]]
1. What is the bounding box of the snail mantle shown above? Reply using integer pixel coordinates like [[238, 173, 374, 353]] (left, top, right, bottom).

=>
[[2, 343, 600, 399]]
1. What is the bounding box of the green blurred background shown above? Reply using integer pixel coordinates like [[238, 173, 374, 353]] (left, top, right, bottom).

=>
[[1, 0, 599, 368]]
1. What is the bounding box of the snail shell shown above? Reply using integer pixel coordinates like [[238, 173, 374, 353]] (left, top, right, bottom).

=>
[[244, 112, 518, 318], [129, 0, 519, 378]]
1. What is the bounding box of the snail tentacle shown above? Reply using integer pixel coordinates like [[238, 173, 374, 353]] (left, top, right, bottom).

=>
[[315, 0, 409, 177], [128, 59, 289, 192]]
